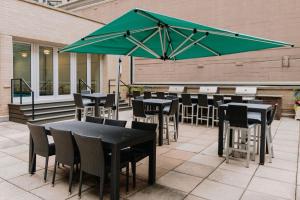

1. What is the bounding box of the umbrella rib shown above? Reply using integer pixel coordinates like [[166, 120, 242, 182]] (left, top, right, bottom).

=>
[[126, 36, 161, 58], [169, 32, 195, 58], [83, 26, 157, 41], [165, 28, 175, 60], [126, 29, 159, 56], [170, 35, 208, 58], [170, 27, 220, 56], [60, 33, 124, 52], [135, 9, 167, 25], [158, 27, 164, 56]]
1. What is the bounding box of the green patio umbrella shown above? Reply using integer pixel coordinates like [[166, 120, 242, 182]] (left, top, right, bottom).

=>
[[61, 8, 293, 118]]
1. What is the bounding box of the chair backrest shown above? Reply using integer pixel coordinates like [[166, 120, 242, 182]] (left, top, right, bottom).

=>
[[213, 95, 224, 107], [74, 134, 105, 177], [168, 98, 179, 115], [181, 93, 192, 106], [268, 104, 277, 125], [168, 93, 178, 97], [231, 95, 243, 103], [50, 128, 76, 165], [131, 121, 157, 131], [248, 99, 264, 104], [104, 94, 115, 108], [132, 100, 146, 118], [227, 105, 248, 128], [73, 93, 84, 108], [27, 123, 50, 156], [197, 94, 209, 107], [143, 91, 152, 99], [86, 116, 104, 124], [81, 90, 91, 94], [156, 92, 165, 99], [133, 91, 141, 99], [104, 119, 127, 127]]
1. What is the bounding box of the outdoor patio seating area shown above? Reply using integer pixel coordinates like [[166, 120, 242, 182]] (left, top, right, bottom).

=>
[[0, 110, 299, 200]]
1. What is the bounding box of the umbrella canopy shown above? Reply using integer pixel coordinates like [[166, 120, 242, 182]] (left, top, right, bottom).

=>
[[61, 8, 292, 59]]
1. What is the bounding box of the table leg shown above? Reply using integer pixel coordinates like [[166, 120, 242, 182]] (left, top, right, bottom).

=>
[[175, 110, 179, 139], [77, 109, 82, 121], [218, 107, 224, 156], [259, 111, 267, 165], [29, 135, 36, 174], [158, 105, 163, 146], [94, 99, 99, 117], [148, 138, 156, 184], [111, 145, 120, 200]]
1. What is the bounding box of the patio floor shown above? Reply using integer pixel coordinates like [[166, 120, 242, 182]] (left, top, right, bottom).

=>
[[0, 111, 299, 200]]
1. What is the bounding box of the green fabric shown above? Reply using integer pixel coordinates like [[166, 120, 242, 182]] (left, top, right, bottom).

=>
[[61, 8, 291, 60]]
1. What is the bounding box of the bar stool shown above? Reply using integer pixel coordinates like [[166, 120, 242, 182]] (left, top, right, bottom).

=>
[[132, 100, 156, 122], [132, 91, 141, 99], [196, 94, 212, 127], [73, 93, 94, 121], [231, 95, 243, 103], [156, 92, 165, 99], [212, 95, 224, 128], [248, 99, 263, 104], [163, 98, 179, 144], [225, 105, 256, 168], [99, 94, 115, 119], [143, 91, 152, 99], [181, 93, 196, 125]]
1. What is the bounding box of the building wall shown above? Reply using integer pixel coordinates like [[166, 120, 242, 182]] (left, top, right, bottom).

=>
[[0, 0, 103, 119]]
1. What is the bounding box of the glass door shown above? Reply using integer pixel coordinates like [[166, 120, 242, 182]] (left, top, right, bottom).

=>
[[58, 52, 71, 95], [39, 46, 53, 96], [76, 54, 87, 92]]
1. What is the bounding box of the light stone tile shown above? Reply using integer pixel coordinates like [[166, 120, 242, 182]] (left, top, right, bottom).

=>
[[242, 190, 287, 200], [0, 181, 42, 200], [248, 177, 295, 199], [0, 161, 29, 179], [189, 154, 225, 167], [162, 149, 196, 161], [0, 144, 28, 155], [184, 195, 206, 200], [255, 166, 296, 184], [208, 168, 253, 188], [156, 156, 185, 170], [219, 159, 257, 175], [274, 151, 298, 162], [157, 171, 202, 193], [174, 162, 214, 178], [175, 143, 206, 153], [191, 179, 243, 200], [128, 184, 187, 200], [136, 163, 169, 180], [0, 155, 24, 168], [263, 158, 297, 172]]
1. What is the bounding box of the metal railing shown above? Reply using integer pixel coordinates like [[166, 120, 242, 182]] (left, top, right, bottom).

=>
[[78, 79, 94, 93], [108, 79, 132, 94], [11, 78, 35, 120]]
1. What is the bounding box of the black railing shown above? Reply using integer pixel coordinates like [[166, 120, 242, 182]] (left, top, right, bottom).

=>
[[11, 78, 35, 120], [78, 79, 94, 93], [108, 79, 132, 94]]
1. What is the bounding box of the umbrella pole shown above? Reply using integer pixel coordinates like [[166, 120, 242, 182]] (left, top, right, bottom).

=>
[[115, 57, 121, 120]]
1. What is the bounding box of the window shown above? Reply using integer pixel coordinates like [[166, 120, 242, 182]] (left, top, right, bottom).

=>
[[58, 52, 71, 95], [39, 46, 53, 96]]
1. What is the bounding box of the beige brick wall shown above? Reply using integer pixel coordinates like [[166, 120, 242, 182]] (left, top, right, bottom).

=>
[[0, 35, 13, 120]]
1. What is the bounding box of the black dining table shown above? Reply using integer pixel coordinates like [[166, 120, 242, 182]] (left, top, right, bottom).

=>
[[81, 93, 107, 118], [28, 121, 156, 200], [141, 99, 174, 146], [218, 102, 273, 165]]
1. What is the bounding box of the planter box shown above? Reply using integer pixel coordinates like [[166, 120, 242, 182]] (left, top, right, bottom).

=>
[[295, 106, 300, 120]]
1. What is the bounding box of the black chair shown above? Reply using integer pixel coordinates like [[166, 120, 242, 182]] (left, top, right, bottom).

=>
[[132, 100, 156, 122], [231, 95, 243, 103], [163, 98, 179, 144], [27, 123, 55, 182], [99, 94, 115, 119], [50, 128, 80, 194], [181, 93, 196, 124], [225, 105, 255, 167], [143, 91, 152, 99], [132, 91, 141, 99], [212, 95, 224, 128], [86, 116, 104, 124], [73, 93, 94, 121], [156, 92, 165, 99], [168, 93, 178, 97], [128, 121, 157, 188], [74, 134, 106, 200], [196, 94, 212, 127], [104, 119, 127, 127]]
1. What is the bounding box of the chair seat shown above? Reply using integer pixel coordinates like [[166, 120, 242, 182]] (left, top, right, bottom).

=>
[[248, 112, 261, 124], [49, 143, 56, 156], [120, 148, 147, 163]]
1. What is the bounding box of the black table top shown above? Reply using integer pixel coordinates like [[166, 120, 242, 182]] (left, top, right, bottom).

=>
[[44, 121, 155, 148], [220, 102, 272, 111], [81, 93, 107, 99], [142, 99, 172, 106]]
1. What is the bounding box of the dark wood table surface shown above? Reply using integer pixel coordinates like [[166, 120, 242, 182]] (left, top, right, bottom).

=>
[[142, 99, 173, 146], [28, 121, 156, 200], [218, 102, 273, 165], [81, 93, 107, 118]]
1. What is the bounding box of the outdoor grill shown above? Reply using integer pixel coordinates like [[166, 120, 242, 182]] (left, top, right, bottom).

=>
[[168, 85, 185, 94], [199, 86, 219, 94], [235, 86, 257, 97]]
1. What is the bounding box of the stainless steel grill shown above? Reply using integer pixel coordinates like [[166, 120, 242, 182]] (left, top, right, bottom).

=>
[[199, 86, 218, 94], [235, 86, 257, 96]]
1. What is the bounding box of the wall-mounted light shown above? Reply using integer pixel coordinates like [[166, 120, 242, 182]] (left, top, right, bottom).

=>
[[235, 62, 243, 66], [197, 65, 204, 69], [21, 52, 28, 58], [282, 55, 290, 68], [43, 49, 51, 55]]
